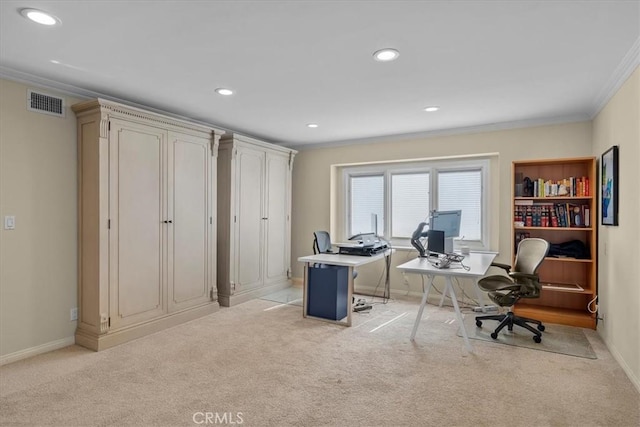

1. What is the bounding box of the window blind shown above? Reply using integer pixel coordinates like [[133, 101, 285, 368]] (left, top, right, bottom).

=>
[[438, 170, 482, 240], [350, 175, 384, 235], [391, 173, 430, 238]]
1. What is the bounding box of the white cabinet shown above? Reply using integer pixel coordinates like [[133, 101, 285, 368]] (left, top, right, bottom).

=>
[[73, 99, 224, 350], [217, 134, 296, 306]]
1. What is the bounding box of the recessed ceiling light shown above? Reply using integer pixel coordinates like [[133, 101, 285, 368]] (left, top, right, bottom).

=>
[[424, 106, 440, 112], [307, 123, 318, 128], [215, 88, 234, 96], [373, 48, 399, 62], [20, 8, 61, 26]]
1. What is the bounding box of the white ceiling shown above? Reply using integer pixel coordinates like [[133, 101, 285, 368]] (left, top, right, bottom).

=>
[[1, 1, 639, 148]]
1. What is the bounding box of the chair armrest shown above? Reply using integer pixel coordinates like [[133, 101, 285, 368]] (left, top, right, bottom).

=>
[[508, 272, 539, 281], [491, 262, 512, 273], [508, 272, 542, 297]]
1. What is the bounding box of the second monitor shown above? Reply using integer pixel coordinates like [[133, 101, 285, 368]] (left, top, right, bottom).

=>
[[430, 210, 462, 253]]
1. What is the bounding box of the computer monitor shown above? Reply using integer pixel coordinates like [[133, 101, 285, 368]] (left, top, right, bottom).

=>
[[430, 210, 461, 253], [430, 210, 462, 238], [426, 230, 445, 255]]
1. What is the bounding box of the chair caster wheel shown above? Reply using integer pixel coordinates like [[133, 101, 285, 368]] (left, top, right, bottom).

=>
[[537, 325, 545, 332], [476, 320, 482, 327], [490, 332, 498, 340], [533, 335, 541, 343]]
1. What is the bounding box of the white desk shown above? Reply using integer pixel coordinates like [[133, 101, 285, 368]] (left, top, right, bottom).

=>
[[396, 252, 497, 352], [298, 250, 392, 326]]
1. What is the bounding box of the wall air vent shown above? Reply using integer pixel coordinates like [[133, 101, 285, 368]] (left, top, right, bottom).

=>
[[27, 89, 65, 117]]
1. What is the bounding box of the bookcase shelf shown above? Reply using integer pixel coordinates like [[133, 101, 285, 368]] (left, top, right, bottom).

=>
[[543, 257, 593, 263], [516, 227, 593, 231], [511, 157, 597, 329], [515, 196, 593, 201], [512, 305, 595, 329]]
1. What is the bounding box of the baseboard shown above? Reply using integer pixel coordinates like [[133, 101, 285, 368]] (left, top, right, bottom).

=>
[[600, 333, 640, 394], [219, 281, 292, 307], [0, 336, 75, 366], [76, 303, 220, 351]]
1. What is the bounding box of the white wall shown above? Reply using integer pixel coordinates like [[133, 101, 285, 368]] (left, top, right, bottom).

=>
[[592, 66, 640, 390], [0, 79, 82, 362]]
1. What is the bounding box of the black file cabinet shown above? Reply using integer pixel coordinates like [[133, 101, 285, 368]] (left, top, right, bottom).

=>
[[307, 265, 349, 320]]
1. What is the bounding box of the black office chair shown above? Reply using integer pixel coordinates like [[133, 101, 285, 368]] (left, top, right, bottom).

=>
[[313, 231, 357, 279], [475, 238, 550, 343]]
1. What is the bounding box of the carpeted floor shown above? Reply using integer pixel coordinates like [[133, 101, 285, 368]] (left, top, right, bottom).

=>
[[1, 295, 638, 427]]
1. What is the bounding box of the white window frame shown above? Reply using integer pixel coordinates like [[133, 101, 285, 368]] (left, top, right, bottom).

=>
[[341, 157, 490, 251]]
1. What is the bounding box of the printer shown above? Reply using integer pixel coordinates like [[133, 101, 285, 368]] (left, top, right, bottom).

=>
[[338, 233, 389, 256]]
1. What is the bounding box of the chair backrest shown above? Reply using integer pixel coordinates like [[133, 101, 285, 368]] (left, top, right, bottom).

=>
[[514, 238, 550, 275], [313, 231, 332, 254]]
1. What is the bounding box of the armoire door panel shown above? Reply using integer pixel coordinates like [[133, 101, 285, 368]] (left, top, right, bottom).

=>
[[74, 99, 222, 350], [235, 147, 264, 291], [109, 122, 167, 329], [169, 133, 211, 310], [264, 154, 289, 284]]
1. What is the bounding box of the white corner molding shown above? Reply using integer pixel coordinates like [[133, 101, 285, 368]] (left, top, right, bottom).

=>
[[289, 113, 590, 151], [590, 36, 640, 118], [0, 66, 230, 134], [0, 336, 75, 366]]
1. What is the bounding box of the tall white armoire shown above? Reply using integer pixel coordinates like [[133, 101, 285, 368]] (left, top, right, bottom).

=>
[[217, 134, 297, 306], [73, 99, 225, 350]]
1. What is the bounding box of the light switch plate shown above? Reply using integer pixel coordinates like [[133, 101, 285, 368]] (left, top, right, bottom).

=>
[[4, 216, 15, 230]]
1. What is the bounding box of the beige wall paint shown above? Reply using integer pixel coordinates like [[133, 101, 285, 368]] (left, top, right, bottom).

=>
[[291, 121, 592, 294], [592, 66, 640, 388], [0, 79, 82, 358]]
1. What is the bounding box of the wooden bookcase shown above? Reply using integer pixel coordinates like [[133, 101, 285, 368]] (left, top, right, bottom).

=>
[[511, 157, 597, 329]]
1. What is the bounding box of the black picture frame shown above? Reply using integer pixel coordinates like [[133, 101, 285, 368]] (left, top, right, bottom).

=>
[[601, 146, 619, 226]]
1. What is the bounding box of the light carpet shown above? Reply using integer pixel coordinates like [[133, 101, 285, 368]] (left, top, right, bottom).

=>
[[1, 296, 638, 427]]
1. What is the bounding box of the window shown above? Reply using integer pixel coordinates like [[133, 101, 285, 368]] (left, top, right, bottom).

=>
[[342, 157, 490, 250], [350, 175, 384, 236], [391, 173, 430, 238], [438, 170, 482, 241]]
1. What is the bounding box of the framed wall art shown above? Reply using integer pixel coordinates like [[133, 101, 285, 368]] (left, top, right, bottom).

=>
[[601, 145, 619, 226]]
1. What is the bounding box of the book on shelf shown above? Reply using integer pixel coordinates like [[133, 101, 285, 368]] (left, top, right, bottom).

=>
[[584, 206, 590, 227], [513, 202, 589, 228], [568, 204, 584, 227], [528, 175, 590, 197]]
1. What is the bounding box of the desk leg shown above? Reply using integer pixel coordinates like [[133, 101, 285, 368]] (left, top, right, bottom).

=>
[[445, 276, 473, 352], [346, 266, 354, 326], [410, 274, 434, 341], [438, 283, 448, 307], [302, 263, 309, 318]]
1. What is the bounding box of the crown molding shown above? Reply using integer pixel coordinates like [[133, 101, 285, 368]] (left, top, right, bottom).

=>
[[0, 61, 624, 152], [0, 66, 99, 100], [590, 36, 640, 118], [286, 113, 591, 151], [0, 66, 231, 133]]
